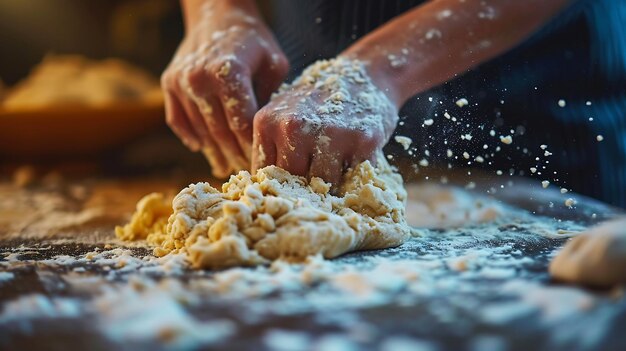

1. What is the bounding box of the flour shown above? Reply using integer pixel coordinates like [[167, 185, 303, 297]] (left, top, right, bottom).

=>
[[456, 98, 469, 107], [271, 57, 396, 144], [394, 136, 413, 151], [500, 135, 513, 145], [92, 279, 235, 347], [1, 195, 605, 349], [0, 271, 15, 283], [0, 294, 81, 322], [263, 329, 311, 351]]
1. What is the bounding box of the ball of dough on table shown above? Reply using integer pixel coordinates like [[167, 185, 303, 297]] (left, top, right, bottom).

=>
[[549, 218, 626, 287]]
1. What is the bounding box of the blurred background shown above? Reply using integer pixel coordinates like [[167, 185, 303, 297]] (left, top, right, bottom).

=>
[[0, 0, 181, 83], [0, 0, 209, 181], [0, 0, 624, 208]]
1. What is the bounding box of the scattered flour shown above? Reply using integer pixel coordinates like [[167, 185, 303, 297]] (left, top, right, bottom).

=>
[[394, 136, 413, 151]]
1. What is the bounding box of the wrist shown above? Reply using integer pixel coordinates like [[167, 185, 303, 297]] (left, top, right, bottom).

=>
[[182, 0, 261, 33], [340, 44, 404, 110]]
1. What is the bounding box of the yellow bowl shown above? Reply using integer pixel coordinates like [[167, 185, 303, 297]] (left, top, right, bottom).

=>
[[0, 102, 165, 159]]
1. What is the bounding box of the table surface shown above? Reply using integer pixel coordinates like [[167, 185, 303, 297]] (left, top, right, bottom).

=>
[[0, 175, 625, 351]]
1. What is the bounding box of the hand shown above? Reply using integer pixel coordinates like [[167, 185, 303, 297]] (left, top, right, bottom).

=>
[[251, 58, 398, 184], [161, 1, 289, 177]]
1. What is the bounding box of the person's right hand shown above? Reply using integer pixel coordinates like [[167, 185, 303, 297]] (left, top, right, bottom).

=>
[[161, 1, 289, 177]]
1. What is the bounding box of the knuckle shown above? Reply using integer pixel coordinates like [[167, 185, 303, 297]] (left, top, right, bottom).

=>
[[358, 130, 383, 151], [253, 107, 273, 129], [278, 116, 303, 136], [160, 71, 175, 89], [210, 58, 246, 79], [186, 67, 208, 92]]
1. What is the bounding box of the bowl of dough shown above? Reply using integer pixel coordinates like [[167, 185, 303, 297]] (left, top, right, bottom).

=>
[[0, 54, 165, 159]]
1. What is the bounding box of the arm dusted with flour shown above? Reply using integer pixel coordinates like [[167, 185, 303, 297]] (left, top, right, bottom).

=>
[[251, 0, 573, 183], [342, 0, 574, 108]]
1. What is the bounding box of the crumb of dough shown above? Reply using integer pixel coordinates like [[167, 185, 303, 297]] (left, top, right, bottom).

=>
[[225, 97, 239, 110], [499, 135, 513, 145], [564, 198, 576, 208], [550, 219, 626, 286], [423, 119, 434, 126], [394, 136, 412, 151], [541, 181, 550, 189], [596, 135, 604, 142], [116, 159, 413, 269], [558, 99, 566, 107], [115, 193, 172, 243], [456, 98, 468, 107]]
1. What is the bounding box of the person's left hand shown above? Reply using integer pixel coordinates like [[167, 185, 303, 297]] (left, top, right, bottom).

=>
[[251, 58, 398, 184]]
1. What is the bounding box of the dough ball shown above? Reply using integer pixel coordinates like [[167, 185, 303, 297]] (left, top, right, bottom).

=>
[[549, 218, 626, 287]]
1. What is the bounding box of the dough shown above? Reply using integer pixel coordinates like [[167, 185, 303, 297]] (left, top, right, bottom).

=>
[[549, 218, 626, 286], [115, 193, 171, 243], [116, 159, 413, 269], [2, 55, 162, 110]]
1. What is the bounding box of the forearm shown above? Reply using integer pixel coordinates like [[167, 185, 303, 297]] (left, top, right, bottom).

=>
[[181, 0, 262, 32], [342, 0, 573, 108]]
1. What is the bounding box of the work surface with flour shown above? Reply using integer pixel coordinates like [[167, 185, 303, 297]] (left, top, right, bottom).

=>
[[0, 176, 625, 351]]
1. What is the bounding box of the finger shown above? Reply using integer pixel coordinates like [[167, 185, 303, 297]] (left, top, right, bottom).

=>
[[275, 139, 311, 177], [180, 64, 249, 171], [348, 148, 380, 168], [309, 143, 344, 185], [164, 92, 201, 151], [203, 96, 249, 171], [253, 53, 290, 106], [178, 92, 212, 148], [218, 75, 256, 159], [348, 130, 384, 168], [202, 147, 231, 179], [178, 95, 230, 173], [251, 118, 277, 171]]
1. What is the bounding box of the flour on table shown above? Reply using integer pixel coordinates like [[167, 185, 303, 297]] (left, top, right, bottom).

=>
[[116, 159, 413, 269], [404, 183, 501, 229]]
